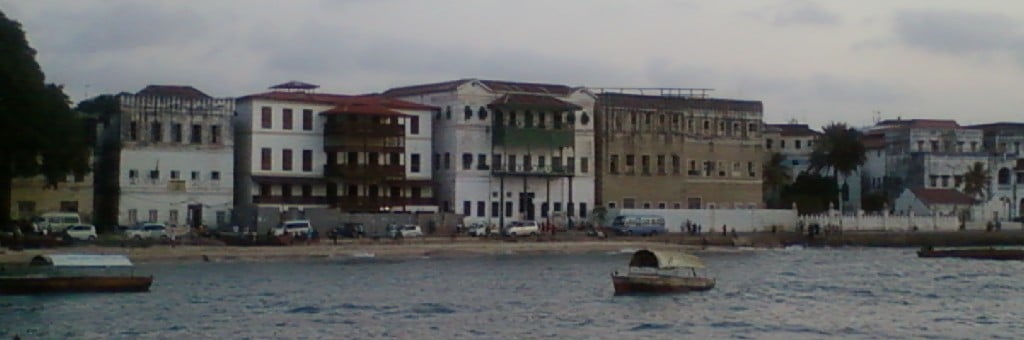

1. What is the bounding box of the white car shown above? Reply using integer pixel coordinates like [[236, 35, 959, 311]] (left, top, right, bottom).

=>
[[397, 225, 423, 238], [125, 223, 169, 240], [273, 220, 313, 236], [467, 224, 489, 237], [64, 224, 98, 241], [504, 221, 540, 237]]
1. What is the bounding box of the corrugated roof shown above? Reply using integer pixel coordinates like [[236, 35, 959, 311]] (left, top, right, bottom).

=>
[[488, 93, 581, 110], [910, 188, 975, 205], [136, 85, 211, 99]]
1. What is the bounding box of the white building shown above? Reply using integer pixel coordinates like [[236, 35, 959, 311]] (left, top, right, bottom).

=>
[[114, 86, 234, 227], [385, 79, 596, 228], [234, 82, 436, 228], [764, 123, 820, 179]]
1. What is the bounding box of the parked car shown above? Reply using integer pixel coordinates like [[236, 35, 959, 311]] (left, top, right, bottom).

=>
[[64, 224, 98, 241], [329, 223, 366, 239], [504, 220, 540, 237], [398, 225, 424, 238], [273, 220, 313, 236], [125, 223, 169, 240], [467, 224, 490, 237]]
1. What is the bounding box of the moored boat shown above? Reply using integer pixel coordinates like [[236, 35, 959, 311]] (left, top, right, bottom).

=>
[[611, 249, 715, 295], [916, 246, 1024, 260], [0, 254, 153, 294]]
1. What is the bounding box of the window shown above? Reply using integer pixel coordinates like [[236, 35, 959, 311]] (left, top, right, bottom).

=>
[[626, 155, 635, 173], [260, 184, 271, 196], [149, 170, 160, 180], [302, 109, 313, 130], [302, 150, 312, 172], [211, 171, 221, 180], [464, 106, 473, 120], [128, 209, 138, 224], [282, 149, 293, 171], [129, 121, 138, 140], [411, 154, 421, 173], [171, 123, 182, 142], [150, 122, 162, 142], [541, 202, 549, 217], [282, 108, 293, 130], [463, 201, 472, 216], [656, 155, 666, 174], [610, 155, 619, 174], [191, 171, 199, 180], [554, 202, 562, 212], [493, 154, 503, 171], [410, 116, 419, 135], [478, 107, 488, 120], [795, 140, 802, 149], [641, 155, 651, 175], [581, 157, 589, 173], [623, 198, 636, 209], [538, 156, 547, 170], [445, 106, 452, 120], [191, 124, 202, 144], [477, 154, 487, 170], [462, 153, 473, 170], [672, 155, 681, 174], [169, 210, 178, 225], [281, 184, 292, 197], [477, 201, 485, 217], [687, 197, 702, 209], [748, 123, 758, 133], [128, 169, 138, 179], [703, 120, 710, 130], [210, 125, 221, 144], [505, 201, 513, 217], [508, 155, 517, 170], [148, 209, 158, 223], [261, 148, 272, 170], [433, 153, 440, 170], [170, 170, 180, 179], [491, 202, 500, 217], [524, 154, 533, 170], [261, 107, 272, 129], [579, 203, 587, 218], [444, 153, 451, 169]]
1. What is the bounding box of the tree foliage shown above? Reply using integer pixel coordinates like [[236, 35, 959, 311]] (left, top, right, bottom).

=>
[[0, 10, 90, 224], [762, 152, 791, 208], [962, 162, 990, 200], [808, 123, 867, 178], [781, 173, 839, 215]]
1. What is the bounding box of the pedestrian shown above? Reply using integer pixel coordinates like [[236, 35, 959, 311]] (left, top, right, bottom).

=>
[[722, 224, 727, 237]]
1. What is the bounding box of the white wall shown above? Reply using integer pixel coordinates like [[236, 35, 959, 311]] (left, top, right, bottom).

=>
[[607, 208, 799, 233], [119, 149, 233, 226]]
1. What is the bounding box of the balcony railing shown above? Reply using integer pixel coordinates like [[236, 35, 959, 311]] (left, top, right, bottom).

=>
[[324, 122, 404, 137], [253, 196, 330, 205], [491, 164, 574, 177], [324, 164, 405, 179], [491, 125, 573, 148]]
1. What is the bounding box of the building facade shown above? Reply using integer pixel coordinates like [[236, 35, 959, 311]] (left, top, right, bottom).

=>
[[105, 85, 234, 228], [234, 82, 435, 228], [385, 79, 596, 228], [593, 91, 764, 210], [763, 123, 820, 179]]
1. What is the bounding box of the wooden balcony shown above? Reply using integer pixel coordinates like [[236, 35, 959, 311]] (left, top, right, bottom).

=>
[[491, 164, 574, 177], [324, 121, 404, 138], [323, 164, 405, 179]]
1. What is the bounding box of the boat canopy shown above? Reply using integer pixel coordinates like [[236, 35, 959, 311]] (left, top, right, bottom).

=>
[[628, 249, 705, 269], [30, 254, 134, 267]]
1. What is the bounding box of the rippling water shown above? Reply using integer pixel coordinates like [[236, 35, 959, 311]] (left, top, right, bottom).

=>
[[2, 247, 1023, 339]]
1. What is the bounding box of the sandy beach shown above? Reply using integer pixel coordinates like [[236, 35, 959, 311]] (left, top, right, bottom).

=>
[[0, 238, 709, 265]]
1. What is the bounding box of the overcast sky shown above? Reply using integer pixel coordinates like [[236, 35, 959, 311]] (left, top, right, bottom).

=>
[[3, 0, 1024, 128]]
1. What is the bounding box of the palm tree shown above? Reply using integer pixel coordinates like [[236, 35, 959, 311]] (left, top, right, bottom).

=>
[[808, 123, 867, 211], [762, 152, 791, 208], [962, 162, 990, 200]]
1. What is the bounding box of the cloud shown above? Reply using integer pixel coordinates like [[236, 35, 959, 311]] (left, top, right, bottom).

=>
[[37, 3, 210, 54], [893, 9, 1021, 55], [742, 0, 840, 27]]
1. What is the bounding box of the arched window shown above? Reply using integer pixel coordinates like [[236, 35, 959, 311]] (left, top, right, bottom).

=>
[[477, 107, 488, 120], [999, 168, 1011, 184], [580, 112, 590, 125]]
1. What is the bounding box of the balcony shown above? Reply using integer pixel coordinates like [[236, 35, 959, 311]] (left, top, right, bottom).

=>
[[324, 121, 404, 138], [491, 164, 574, 177], [324, 164, 405, 179], [253, 196, 330, 205], [335, 196, 436, 211], [492, 125, 573, 148]]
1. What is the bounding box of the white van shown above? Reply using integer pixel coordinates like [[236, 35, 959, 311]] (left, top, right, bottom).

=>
[[38, 212, 82, 233], [273, 220, 313, 236], [504, 220, 540, 237]]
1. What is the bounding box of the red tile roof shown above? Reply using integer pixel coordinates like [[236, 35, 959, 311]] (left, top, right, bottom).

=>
[[876, 119, 959, 129], [910, 188, 975, 205], [767, 124, 820, 137], [136, 85, 211, 99], [383, 79, 575, 97], [237, 91, 435, 110], [488, 93, 581, 110]]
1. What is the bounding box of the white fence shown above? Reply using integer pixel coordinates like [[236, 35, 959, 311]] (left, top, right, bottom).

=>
[[607, 208, 799, 233]]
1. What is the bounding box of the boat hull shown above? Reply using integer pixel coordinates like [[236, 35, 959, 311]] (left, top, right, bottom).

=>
[[612, 274, 715, 295], [0, 276, 153, 294], [917, 248, 1024, 260]]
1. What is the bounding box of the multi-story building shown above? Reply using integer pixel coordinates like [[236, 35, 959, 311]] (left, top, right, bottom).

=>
[[969, 122, 1024, 220], [99, 85, 235, 228], [385, 79, 596, 228], [867, 119, 986, 192], [763, 123, 820, 179], [234, 82, 435, 228], [593, 91, 764, 210]]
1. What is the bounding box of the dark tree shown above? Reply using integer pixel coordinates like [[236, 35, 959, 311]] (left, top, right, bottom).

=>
[[808, 123, 866, 211], [781, 173, 839, 215], [0, 10, 90, 225], [762, 152, 791, 208], [77, 95, 121, 230]]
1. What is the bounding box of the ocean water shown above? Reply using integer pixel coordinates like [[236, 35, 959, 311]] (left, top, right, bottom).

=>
[[2, 247, 1023, 339]]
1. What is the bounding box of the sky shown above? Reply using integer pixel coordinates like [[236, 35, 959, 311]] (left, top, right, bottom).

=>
[[3, 0, 1024, 128]]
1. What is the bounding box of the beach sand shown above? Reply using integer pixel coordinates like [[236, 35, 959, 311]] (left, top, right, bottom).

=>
[[0, 238, 710, 265]]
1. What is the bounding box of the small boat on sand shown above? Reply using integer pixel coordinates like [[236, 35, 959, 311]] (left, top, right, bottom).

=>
[[611, 249, 715, 295], [0, 254, 153, 294], [916, 246, 1024, 260]]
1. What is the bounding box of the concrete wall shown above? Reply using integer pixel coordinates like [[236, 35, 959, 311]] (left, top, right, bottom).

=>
[[605, 208, 798, 233], [801, 211, 964, 232], [251, 207, 462, 235]]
